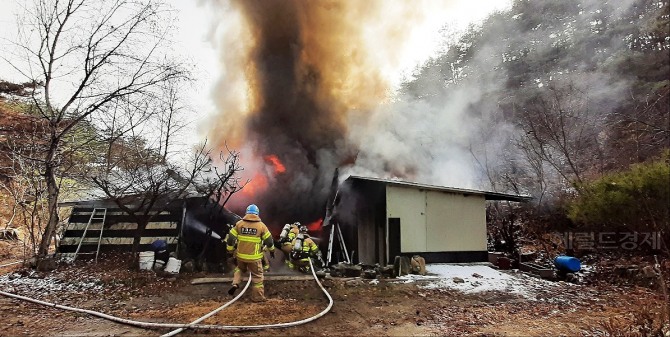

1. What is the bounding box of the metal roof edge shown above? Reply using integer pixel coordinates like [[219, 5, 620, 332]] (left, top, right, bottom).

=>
[[345, 175, 532, 202], [57, 194, 208, 208]]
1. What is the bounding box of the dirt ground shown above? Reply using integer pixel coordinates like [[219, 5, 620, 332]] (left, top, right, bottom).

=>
[[0, 251, 668, 336]]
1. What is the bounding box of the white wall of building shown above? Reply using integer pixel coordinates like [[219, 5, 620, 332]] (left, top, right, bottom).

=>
[[386, 185, 486, 253]]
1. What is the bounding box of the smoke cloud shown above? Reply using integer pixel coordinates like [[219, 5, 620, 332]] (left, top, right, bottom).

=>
[[205, 0, 493, 226], [202, 0, 661, 230]]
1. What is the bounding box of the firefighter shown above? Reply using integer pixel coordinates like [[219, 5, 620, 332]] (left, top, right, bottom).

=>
[[224, 223, 271, 272], [278, 222, 300, 262], [288, 224, 323, 273], [226, 204, 275, 302]]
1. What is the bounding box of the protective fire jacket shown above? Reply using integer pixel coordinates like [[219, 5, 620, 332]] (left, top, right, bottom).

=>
[[226, 214, 274, 262], [291, 236, 319, 261], [282, 224, 299, 245]]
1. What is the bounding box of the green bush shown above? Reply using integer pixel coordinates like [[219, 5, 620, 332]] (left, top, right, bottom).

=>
[[569, 152, 670, 233]]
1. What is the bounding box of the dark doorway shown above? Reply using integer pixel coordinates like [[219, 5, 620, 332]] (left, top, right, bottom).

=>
[[388, 218, 401, 264]]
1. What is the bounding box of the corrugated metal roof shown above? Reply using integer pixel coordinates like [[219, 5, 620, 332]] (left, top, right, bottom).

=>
[[346, 175, 531, 202]]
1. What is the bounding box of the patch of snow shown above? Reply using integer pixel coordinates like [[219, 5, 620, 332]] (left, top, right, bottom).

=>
[[401, 264, 569, 300], [580, 264, 595, 272], [0, 272, 104, 294]]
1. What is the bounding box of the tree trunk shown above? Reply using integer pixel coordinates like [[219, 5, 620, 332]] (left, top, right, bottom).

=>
[[37, 142, 60, 258], [5, 204, 17, 229], [131, 220, 149, 268]]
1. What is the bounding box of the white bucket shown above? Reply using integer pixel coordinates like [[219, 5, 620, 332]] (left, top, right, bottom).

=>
[[164, 257, 181, 274], [139, 251, 155, 270], [153, 259, 166, 271]]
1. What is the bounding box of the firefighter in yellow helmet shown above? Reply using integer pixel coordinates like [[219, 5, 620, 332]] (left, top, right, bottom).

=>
[[288, 224, 323, 273], [226, 204, 275, 302]]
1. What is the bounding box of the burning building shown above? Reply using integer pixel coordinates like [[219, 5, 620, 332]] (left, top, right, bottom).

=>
[[206, 1, 464, 232]]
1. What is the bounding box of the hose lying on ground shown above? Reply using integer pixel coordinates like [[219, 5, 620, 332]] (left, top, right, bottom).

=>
[[164, 258, 334, 334], [0, 261, 22, 269], [0, 275, 252, 330], [0, 258, 333, 333], [160, 273, 251, 337]]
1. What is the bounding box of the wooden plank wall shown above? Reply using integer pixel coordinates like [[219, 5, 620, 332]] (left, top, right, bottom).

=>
[[58, 207, 182, 253]]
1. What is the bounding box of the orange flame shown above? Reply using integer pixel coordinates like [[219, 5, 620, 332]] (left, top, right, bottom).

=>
[[225, 170, 269, 215], [241, 173, 268, 197], [307, 218, 323, 232], [264, 155, 286, 174]]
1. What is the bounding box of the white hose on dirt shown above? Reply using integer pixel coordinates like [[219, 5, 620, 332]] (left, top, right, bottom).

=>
[[0, 275, 252, 330], [0, 258, 333, 333], [0, 261, 22, 268], [160, 273, 252, 337], [170, 258, 334, 333]]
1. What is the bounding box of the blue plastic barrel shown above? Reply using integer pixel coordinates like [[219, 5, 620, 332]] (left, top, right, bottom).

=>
[[554, 256, 581, 272]]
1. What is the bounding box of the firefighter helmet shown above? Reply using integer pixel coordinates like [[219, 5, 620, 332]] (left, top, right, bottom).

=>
[[299, 224, 308, 233], [246, 204, 259, 215]]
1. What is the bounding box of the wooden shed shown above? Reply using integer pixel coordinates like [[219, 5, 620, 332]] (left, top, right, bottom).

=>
[[58, 196, 239, 263], [331, 176, 529, 265]]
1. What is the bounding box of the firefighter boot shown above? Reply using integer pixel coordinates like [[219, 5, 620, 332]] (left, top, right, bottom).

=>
[[285, 259, 295, 270], [251, 282, 266, 302], [227, 284, 239, 296]]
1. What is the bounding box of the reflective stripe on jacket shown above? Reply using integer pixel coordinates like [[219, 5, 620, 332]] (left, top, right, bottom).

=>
[[292, 236, 319, 261], [227, 214, 274, 262]]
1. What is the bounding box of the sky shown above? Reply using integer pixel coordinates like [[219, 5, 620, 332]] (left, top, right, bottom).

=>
[[0, 0, 511, 144]]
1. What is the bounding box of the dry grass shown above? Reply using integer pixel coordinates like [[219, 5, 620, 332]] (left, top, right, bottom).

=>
[[595, 297, 667, 336]]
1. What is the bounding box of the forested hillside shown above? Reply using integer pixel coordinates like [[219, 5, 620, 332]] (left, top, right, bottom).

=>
[[1, 1, 668, 335], [401, 0, 668, 239]]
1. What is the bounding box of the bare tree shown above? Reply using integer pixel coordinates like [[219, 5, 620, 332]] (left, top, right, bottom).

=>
[[87, 77, 248, 257], [91, 140, 212, 256], [0, 123, 49, 255], [91, 138, 249, 257], [608, 86, 670, 167], [3, 0, 187, 258], [515, 80, 605, 191], [195, 144, 250, 209], [514, 131, 551, 205]]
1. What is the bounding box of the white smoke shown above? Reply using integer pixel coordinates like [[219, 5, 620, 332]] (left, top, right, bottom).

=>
[[344, 87, 485, 188], [343, 0, 646, 193]]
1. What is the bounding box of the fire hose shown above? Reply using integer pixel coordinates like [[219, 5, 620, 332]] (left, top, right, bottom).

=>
[[0, 275, 251, 330], [0, 258, 333, 334], [0, 261, 22, 269]]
